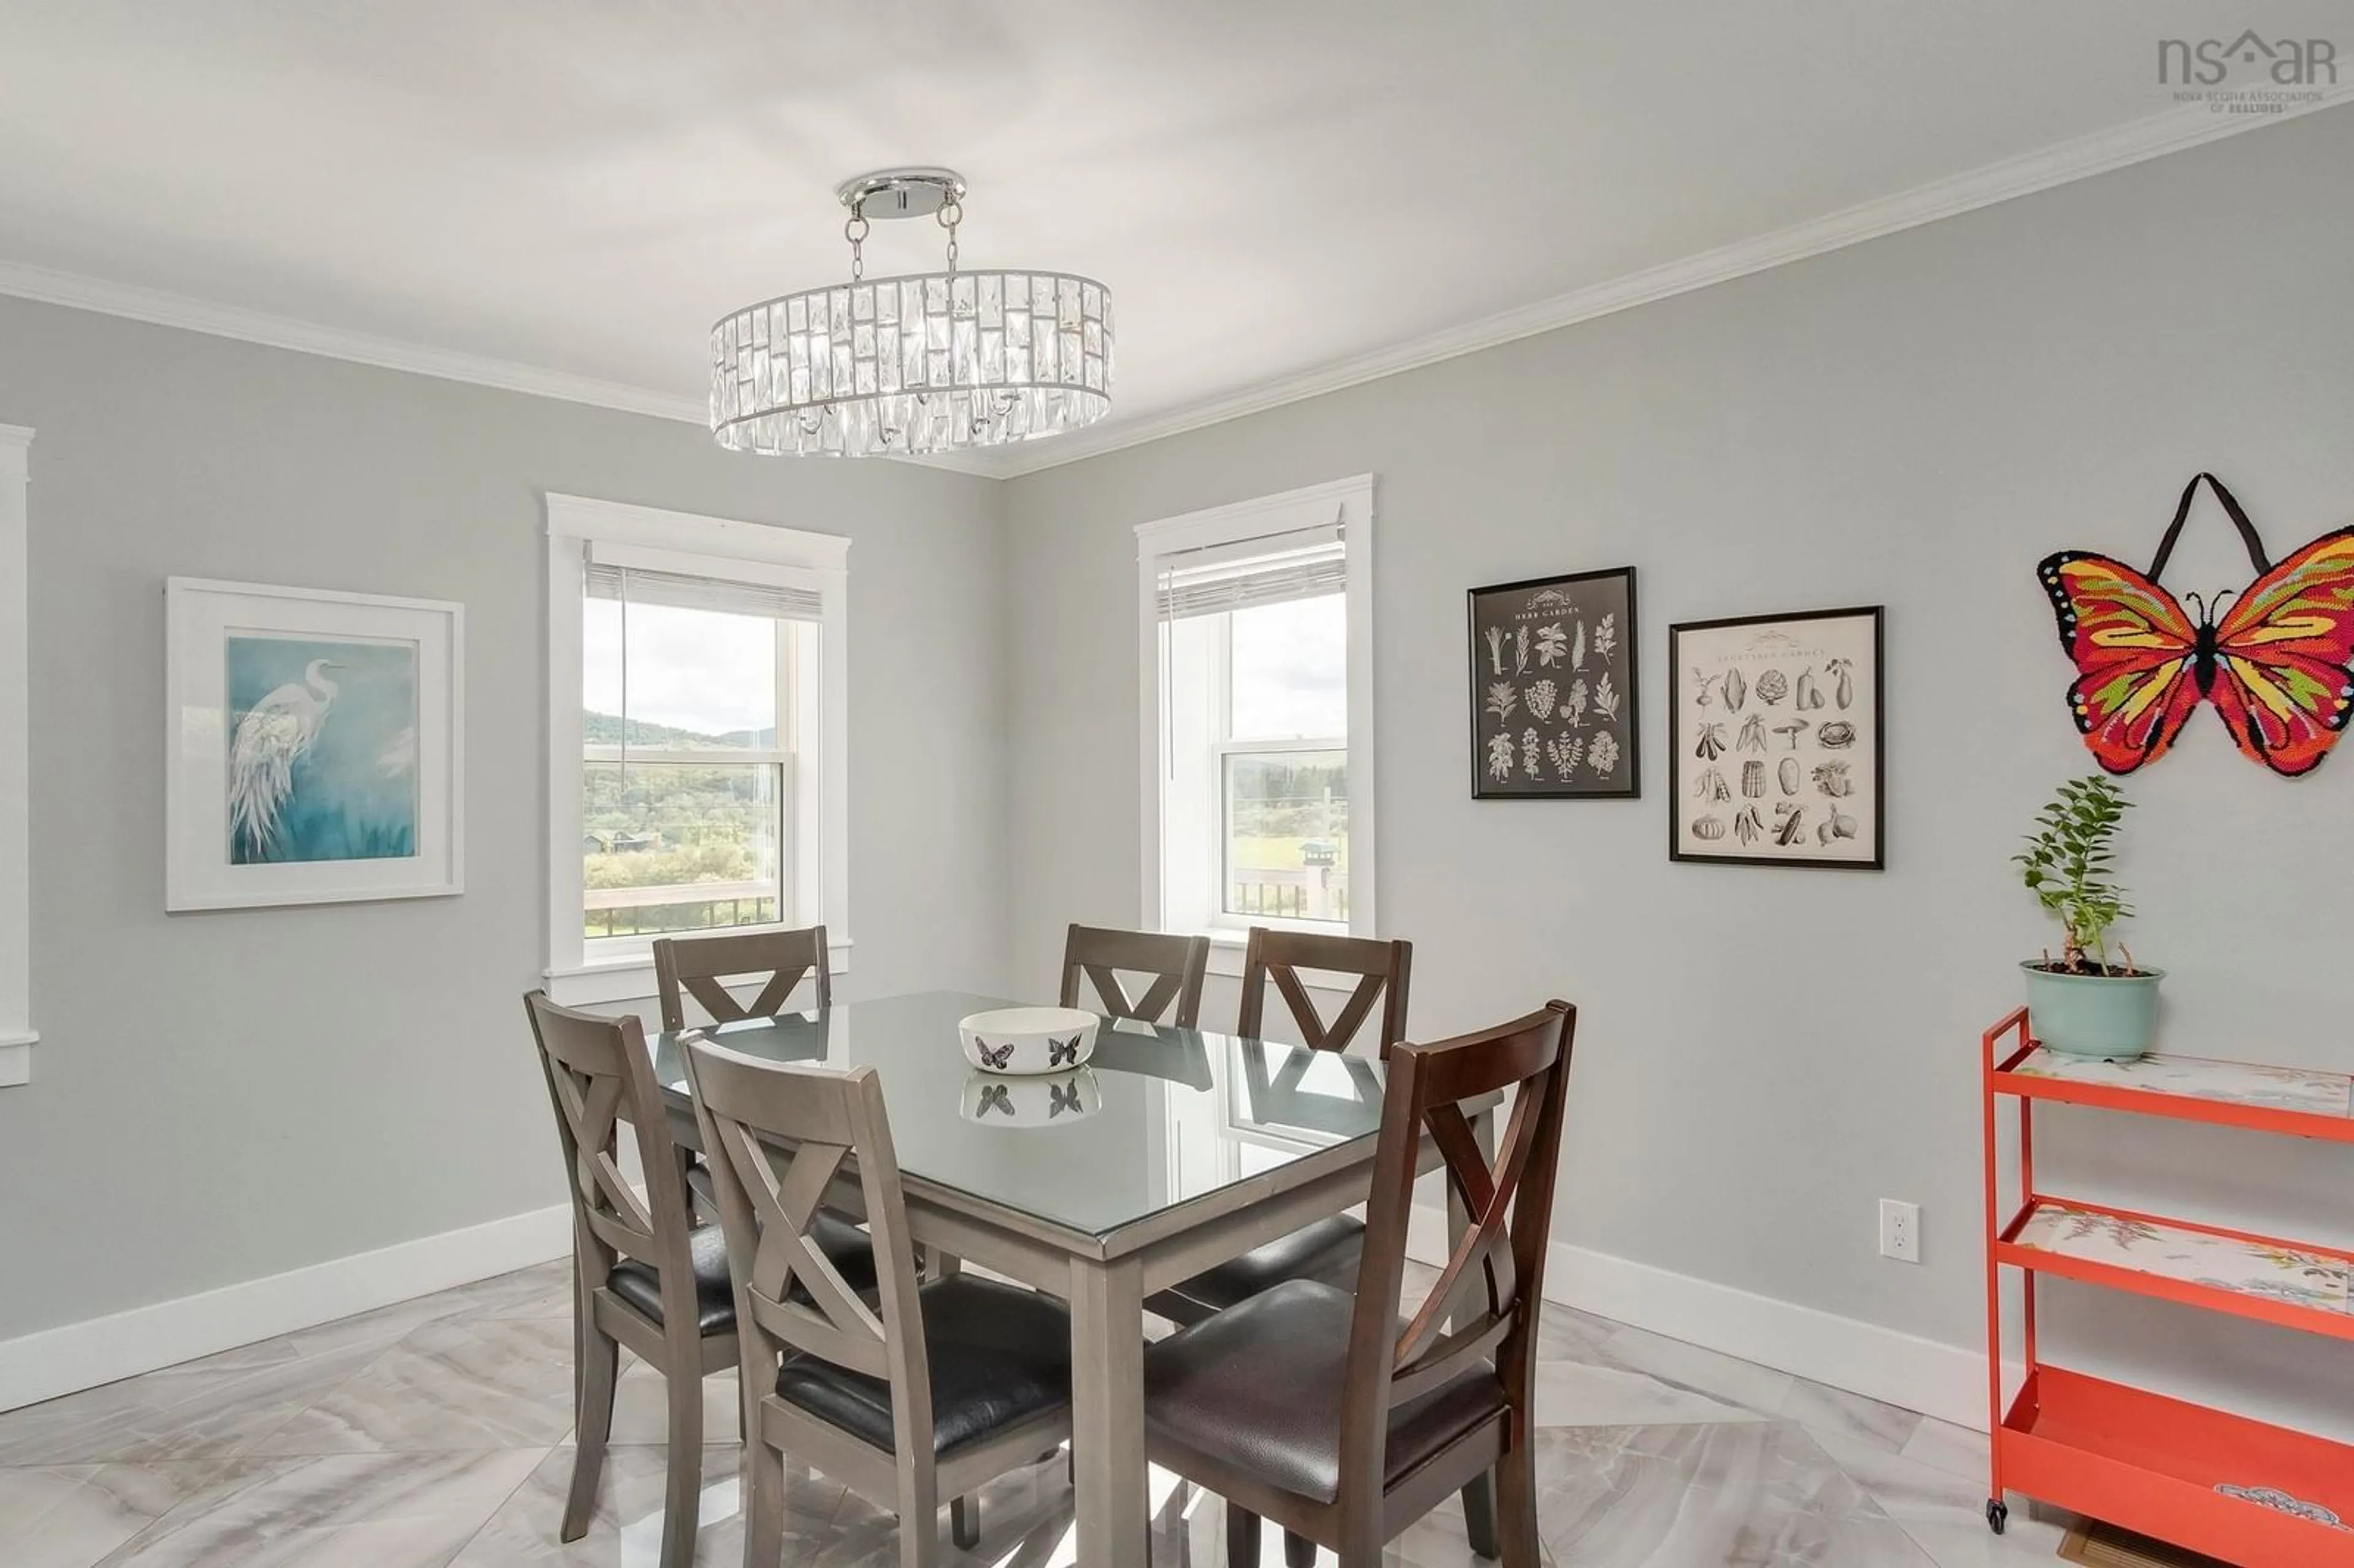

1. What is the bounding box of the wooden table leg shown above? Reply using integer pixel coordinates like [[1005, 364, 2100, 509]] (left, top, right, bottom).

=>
[[1454, 1107, 1501, 1558], [1070, 1254, 1148, 1566]]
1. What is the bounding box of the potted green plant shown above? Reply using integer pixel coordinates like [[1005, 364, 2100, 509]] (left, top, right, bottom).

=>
[[2015, 775, 2162, 1059]]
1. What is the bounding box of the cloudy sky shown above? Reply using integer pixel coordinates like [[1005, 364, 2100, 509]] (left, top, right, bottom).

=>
[[584, 592, 1344, 743], [1228, 595, 1346, 739], [584, 601, 775, 738]]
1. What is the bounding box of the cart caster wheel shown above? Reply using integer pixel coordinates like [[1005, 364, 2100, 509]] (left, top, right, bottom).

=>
[[1986, 1499, 2008, 1535]]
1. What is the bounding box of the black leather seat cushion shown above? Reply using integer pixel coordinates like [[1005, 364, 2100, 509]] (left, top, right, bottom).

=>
[[1160, 1213, 1365, 1317], [1144, 1278, 1506, 1505], [774, 1276, 1072, 1455], [608, 1212, 877, 1336]]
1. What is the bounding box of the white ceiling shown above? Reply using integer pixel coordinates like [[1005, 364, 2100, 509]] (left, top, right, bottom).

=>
[[0, 2, 2345, 474]]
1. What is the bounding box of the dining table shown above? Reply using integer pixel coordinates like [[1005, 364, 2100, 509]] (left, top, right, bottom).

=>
[[651, 989, 1499, 1563]]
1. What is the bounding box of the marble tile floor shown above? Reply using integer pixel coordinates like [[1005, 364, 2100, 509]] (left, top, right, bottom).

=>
[[0, 1258, 2075, 1567]]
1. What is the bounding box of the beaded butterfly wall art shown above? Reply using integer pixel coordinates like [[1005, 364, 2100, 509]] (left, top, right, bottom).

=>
[[2038, 473, 2354, 777]]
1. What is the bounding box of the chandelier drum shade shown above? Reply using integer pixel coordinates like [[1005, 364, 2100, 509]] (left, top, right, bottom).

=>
[[710, 168, 1113, 457]]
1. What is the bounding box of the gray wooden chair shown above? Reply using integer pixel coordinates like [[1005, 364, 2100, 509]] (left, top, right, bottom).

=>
[[653, 927, 834, 1221], [1147, 926, 1413, 1328], [1145, 1001, 1577, 1568], [652, 925, 831, 1033], [523, 991, 743, 1568], [1059, 923, 1211, 1027], [684, 1038, 1074, 1567]]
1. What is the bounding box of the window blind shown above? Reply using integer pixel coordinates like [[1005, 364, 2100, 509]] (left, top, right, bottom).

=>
[[585, 561, 823, 623], [1154, 527, 1345, 621]]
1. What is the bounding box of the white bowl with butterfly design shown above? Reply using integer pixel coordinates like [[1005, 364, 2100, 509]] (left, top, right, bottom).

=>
[[959, 1067, 1103, 1126], [958, 1006, 1099, 1076]]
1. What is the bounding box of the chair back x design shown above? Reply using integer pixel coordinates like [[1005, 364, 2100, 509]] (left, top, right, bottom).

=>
[[1059, 923, 1211, 1027], [1344, 1001, 1575, 1552], [686, 1044, 924, 1428], [686, 1040, 1073, 1566], [1239, 927, 1412, 1057], [523, 991, 728, 1568], [1141, 1000, 1575, 1568], [525, 992, 697, 1321], [653, 924, 831, 1034], [1366, 1003, 1572, 1396]]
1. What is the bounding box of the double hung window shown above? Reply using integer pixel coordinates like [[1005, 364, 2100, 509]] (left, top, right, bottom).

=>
[[545, 496, 848, 1005], [1138, 478, 1375, 948]]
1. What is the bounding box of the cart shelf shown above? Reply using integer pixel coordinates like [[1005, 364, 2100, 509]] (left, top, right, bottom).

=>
[[1997, 1197, 2354, 1341], [2001, 1366, 2354, 1566], [1991, 1040, 2354, 1143]]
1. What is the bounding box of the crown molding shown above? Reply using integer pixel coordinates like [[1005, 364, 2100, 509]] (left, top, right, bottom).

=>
[[0, 93, 2339, 485], [986, 93, 2352, 479], [0, 256, 712, 424], [0, 257, 1013, 476]]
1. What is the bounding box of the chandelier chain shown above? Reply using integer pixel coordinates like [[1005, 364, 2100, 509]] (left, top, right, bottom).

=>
[[844, 203, 870, 282], [938, 197, 961, 275]]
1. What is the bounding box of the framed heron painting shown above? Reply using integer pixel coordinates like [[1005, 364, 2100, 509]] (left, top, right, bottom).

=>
[[166, 577, 463, 911]]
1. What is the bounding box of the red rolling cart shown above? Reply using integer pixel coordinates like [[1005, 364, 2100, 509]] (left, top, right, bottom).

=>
[[1983, 1007, 2354, 1564]]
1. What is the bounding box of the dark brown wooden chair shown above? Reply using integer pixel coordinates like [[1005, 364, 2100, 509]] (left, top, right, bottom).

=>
[[524, 992, 752, 1568], [1059, 923, 1211, 1027], [1147, 927, 1412, 1328], [652, 926, 831, 1033], [684, 1038, 1074, 1567], [1143, 1000, 1576, 1568]]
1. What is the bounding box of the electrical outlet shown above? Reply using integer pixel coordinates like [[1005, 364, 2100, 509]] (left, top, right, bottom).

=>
[[1879, 1199, 1921, 1263]]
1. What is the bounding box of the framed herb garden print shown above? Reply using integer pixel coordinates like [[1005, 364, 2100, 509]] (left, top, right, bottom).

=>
[[1468, 567, 1638, 799], [1669, 605, 1883, 869]]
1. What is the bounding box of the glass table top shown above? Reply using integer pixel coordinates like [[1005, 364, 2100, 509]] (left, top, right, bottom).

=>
[[653, 991, 1390, 1241]]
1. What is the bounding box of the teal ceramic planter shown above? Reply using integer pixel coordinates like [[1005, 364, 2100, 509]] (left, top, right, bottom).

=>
[[2021, 962, 2163, 1060]]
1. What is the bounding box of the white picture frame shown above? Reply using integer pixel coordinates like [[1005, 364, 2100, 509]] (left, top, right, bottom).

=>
[[166, 577, 464, 911]]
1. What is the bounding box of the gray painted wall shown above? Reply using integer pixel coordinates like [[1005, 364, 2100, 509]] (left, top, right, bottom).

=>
[[1002, 106, 2354, 1412], [0, 297, 1008, 1336], [9, 105, 2354, 1427]]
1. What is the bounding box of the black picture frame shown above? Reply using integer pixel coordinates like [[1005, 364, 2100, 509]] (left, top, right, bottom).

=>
[[1466, 566, 1640, 800], [1667, 605, 1884, 869]]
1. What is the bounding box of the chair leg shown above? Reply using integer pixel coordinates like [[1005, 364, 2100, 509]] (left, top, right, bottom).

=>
[[894, 1469, 939, 1568], [1461, 1470, 1501, 1559], [743, 1441, 783, 1568], [1283, 1527, 1318, 1566], [1335, 1517, 1383, 1568], [658, 1359, 703, 1568], [563, 1317, 619, 1541], [1225, 1501, 1263, 1568], [950, 1494, 980, 1549], [1495, 1442, 1541, 1567]]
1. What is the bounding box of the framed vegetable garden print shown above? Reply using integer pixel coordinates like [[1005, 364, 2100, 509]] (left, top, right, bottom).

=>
[[1468, 567, 1639, 799], [1669, 605, 1883, 868]]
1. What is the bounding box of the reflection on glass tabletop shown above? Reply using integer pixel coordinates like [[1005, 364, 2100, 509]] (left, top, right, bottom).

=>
[[653, 991, 1388, 1239]]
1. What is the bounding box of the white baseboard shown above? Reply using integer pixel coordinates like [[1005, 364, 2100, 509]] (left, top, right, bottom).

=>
[[0, 1203, 572, 1413], [6, 1194, 1987, 1430], [1407, 1202, 1986, 1432]]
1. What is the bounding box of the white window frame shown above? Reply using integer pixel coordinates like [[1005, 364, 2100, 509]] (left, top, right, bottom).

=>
[[1208, 624, 1348, 934], [544, 493, 850, 1007], [0, 425, 29, 1086], [1137, 476, 1376, 975]]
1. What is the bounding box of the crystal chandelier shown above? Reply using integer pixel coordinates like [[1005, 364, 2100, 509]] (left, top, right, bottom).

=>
[[710, 168, 1113, 457]]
